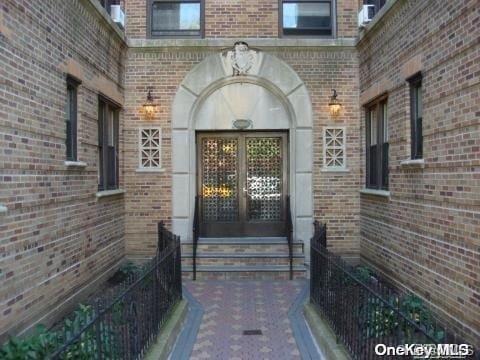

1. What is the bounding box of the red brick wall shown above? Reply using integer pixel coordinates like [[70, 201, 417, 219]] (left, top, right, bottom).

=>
[[125, 0, 359, 39], [357, 0, 480, 346], [123, 50, 212, 256], [0, 0, 127, 340], [276, 50, 361, 260], [123, 47, 361, 260], [205, 0, 278, 38]]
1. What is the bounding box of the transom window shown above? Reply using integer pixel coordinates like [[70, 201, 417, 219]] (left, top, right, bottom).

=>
[[366, 97, 389, 190], [148, 0, 202, 38], [281, 0, 333, 36]]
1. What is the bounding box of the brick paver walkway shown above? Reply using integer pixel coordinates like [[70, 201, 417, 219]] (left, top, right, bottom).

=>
[[184, 280, 305, 360]]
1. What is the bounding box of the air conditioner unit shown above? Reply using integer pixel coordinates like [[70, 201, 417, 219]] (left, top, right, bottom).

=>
[[358, 4, 375, 27], [110, 5, 125, 29]]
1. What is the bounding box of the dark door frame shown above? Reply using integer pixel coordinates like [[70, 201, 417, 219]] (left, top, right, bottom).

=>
[[196, 130, 289, 237]]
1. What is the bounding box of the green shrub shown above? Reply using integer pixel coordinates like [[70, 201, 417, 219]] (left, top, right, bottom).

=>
[[0, 325, 57, 360], [359, 293, 400, 338], [0, 304, 118, 359], [118, 261, 138, 277], [400, 294, 445, 342], [359, 292, 445, 343], [353, 266, 375, 283]]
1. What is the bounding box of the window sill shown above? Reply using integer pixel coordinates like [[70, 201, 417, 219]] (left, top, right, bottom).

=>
[[321, 167, 350, 173], [360, 188, 390, 198], [400, 159, 425, 168], [65, 160, 87, 168], [135, 168, 165, 173], [96, 189, 125, 198], [0, 204, 7, 214]]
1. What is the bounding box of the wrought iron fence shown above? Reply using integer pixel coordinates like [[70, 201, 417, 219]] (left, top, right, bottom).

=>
[[310, 222, 474, 359], [49, 222, 182, 360], [192, 195, 200, 280], [286, 195, 294, 280]]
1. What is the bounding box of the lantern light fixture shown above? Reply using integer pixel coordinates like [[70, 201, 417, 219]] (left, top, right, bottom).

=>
[[328, 89, 341, 117], [142, 90, 156, 120]]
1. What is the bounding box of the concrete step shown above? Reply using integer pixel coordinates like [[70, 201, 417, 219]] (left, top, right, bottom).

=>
[[181, 237, 305, 280], [182, 252, 304, 267], [197, 237, 297, 244], [182, 264, 306, 280], [181, 238, 304, 254]]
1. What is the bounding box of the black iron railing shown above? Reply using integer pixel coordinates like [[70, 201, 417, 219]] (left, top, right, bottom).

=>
[[310, 223, 471, 359], [286, 195, 293, 280], [192, 196, 200, 280], [49, 223, 182, 360]]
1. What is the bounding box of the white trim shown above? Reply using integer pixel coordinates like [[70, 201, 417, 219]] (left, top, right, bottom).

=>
[[64, 160, 87, 168], [360, 188, 390, 198], [400, 158, 425, 168], [323, 126, 346, 169], [321, 167, 350, 173], [171, 52, 314, 249], [128, 38, 357, 48], [135, 168, 166, 173], [138, 127, 162, 170], [96, 189, 125, 198]]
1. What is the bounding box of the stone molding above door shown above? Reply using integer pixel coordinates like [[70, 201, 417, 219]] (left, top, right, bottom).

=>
[[171, 47, 313, 256]]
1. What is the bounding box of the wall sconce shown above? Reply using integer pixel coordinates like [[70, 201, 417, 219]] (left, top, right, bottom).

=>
[[142, 90, 156, 120], [328, 89, 341, 117]]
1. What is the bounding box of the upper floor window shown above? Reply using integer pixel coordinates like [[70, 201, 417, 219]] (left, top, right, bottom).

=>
[[409, 73, 423, 160], [99, 0, 120, 14], [281, 0, 333, 36], [66, 77, 80, 161], [366, 97, 388, 190], [148, 0, 203, 38], [98, 97, 120, 191], [363, 0, 386, 19]]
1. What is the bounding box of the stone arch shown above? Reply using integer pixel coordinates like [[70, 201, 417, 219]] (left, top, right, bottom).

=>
[[171, 50, 313, 250]]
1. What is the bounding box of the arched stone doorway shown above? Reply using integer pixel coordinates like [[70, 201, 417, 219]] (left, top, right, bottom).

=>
[[171, 46, 313, 251]]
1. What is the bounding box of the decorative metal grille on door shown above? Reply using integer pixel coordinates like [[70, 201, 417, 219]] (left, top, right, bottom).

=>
[[201, 138, 238, 221], [246, 137, 282, 221]]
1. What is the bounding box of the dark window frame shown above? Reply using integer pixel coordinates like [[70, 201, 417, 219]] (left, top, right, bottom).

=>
[[408, 73, 423, 160], [363, 0, 387, 19], [66, 76, 81, 161], [99, 0, 120, 14], [279, 0, 336, 38], [366, 96, 389, 190], [98, 96, 120, 191], [147, 0, 205, 38]]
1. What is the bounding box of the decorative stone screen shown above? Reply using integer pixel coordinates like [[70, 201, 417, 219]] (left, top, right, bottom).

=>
[[139, 128, 162, 169], [323, 127, 346, 169]]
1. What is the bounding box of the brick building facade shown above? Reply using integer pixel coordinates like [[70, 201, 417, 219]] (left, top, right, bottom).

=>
[[357, 0, 480, 344], [0, 0, 478, 348], [0, 0, 127, 341]]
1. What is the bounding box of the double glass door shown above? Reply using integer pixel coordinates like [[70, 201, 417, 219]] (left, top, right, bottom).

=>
[[197, 132, 288, 237]]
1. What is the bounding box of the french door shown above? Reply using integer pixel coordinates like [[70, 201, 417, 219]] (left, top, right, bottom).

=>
[[197, 132, 289, 237]]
